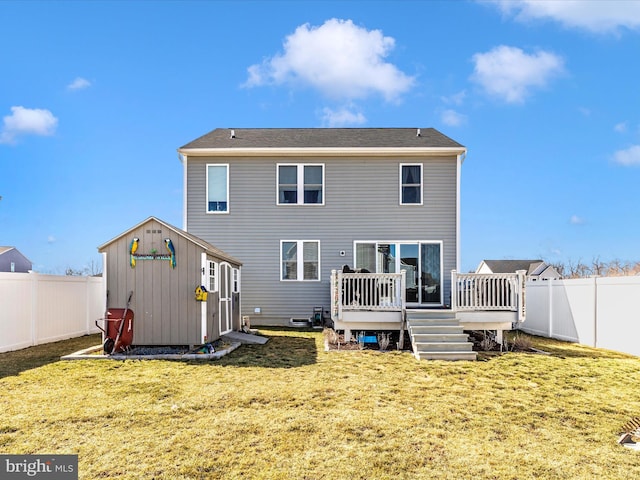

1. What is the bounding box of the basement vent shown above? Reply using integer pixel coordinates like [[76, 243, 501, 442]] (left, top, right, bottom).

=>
[[289, 318, 311, 327]]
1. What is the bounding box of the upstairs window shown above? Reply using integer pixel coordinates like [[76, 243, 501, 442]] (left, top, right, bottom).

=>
[[277, 164, 324, 205], [281, 240, 320, 281], [207, 164, 229, 213], [400, 164, 423, 205]]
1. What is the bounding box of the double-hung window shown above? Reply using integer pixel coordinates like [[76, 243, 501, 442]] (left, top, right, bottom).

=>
[[281, 240, 320, 281], [277, 164, 324, 205], [207, 164, 229, 213], [400, 164, 423, 205]]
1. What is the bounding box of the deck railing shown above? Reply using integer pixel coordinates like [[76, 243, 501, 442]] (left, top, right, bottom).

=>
[[451, 270, 526, 321], [331, 270, 406, 320]]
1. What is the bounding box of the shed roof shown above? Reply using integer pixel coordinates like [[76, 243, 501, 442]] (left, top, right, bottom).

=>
[[179, 127, 465, 151], [98, 217, 242, 266]]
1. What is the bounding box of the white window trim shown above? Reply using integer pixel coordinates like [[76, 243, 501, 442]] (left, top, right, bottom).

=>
[[232, 268, 240, 293], [280, 240, 321, 282], [399, 163, 423, 205], [353, 240, 444, 306], [206, 163, 230, 214], [276, 163, 325, 206], [208, 260, 219, 292]]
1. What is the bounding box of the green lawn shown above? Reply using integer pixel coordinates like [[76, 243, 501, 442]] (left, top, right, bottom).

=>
[[1, 328, 640, 479]]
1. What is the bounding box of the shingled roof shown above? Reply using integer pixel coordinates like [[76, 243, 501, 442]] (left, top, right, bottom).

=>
[[179, 128, 465, 150], [481, 260, 545, 275]]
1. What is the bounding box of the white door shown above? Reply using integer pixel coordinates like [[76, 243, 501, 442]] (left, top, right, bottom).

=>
[[219, 262, 233, 335]]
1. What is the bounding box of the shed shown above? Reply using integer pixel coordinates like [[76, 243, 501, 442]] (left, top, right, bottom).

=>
[[98, 216, 242, 346]]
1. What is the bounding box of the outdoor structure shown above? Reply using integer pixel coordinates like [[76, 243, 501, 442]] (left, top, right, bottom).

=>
[[0, 246, 32, 273], [98, 216, 242, 346], [476, 259, 561, 281], [178, 127, 526, 360]]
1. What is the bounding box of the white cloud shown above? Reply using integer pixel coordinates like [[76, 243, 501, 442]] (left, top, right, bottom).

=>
[[570, 215, 585, 225], [0, 106, 58, 144], [67, 77, 91, 90], [321, 106, 366, 127], [471, 45, 564, 104], [614, 122, 627, 133], [243, 18, 415, 102], [47, 235, 56, 244], [485, 0, 640, 34], [612, 145, 640, 166], [441, 90, 467, 106], [441, 109, 467, 127]]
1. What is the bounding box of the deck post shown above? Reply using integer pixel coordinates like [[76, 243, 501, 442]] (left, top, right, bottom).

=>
[[516, 269, 526, 322], [450, 270, 458, 312]]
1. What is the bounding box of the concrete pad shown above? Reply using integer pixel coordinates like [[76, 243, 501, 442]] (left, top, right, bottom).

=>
[[61, 342, 242, 361], [222, 331, 269, 345]]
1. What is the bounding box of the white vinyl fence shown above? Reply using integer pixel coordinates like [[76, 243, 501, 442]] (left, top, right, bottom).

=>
[[522, 276, 640, 357], [0, 272, 105, 353]]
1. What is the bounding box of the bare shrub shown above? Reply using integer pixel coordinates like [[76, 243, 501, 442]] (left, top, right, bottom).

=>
[[480, 331, 497, 351], [377, 332, 391, 351], [511, 332, 533, 351], [323, 328, 339, 345]]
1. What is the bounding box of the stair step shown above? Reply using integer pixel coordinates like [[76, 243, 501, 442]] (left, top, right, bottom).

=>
[[407, 318, 460, 326], [412, 333, 469, 343], [414, 342, 474, 352], [406, 312, 476, 361], [416, 351, 478, 361], [406, 310, 456, 319], [409, 325, 465, 335]]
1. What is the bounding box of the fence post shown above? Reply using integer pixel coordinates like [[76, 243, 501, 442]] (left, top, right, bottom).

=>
[[516, 270, 526, 322], [450, 270, 457, 311], [548, 277, 553, 338], [30, 272, 38, 347], [593, 275, 598, 348]]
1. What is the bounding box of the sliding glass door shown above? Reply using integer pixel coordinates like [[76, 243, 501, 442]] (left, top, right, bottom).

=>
[[355, 241, 442, 305]]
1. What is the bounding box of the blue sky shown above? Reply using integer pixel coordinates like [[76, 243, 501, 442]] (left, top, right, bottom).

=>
[[1, 0, 639, 274]]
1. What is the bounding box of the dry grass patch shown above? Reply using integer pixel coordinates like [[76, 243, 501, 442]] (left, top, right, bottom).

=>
[[1, 329, 640, 479]]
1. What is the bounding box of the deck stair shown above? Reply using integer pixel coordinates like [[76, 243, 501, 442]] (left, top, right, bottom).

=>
[[406, 310, 477, 361]]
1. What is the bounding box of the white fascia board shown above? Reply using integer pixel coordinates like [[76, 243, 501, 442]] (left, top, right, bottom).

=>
[[177, 146, 467, 158]]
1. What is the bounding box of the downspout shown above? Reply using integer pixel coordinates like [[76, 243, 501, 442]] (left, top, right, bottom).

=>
[[178, 153, 188, 231]]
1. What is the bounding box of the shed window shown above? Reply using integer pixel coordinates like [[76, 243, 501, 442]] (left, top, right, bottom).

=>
[[207, 164, 229, 213], [400, 164, 423, 205], [281, 240, 320, 281], [208, 261, 218, 292], [277, 164, 324, 205], [233, 268, 240, 293]]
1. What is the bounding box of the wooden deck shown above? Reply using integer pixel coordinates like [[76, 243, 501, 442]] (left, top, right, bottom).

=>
[[330, 269, 527, 359]]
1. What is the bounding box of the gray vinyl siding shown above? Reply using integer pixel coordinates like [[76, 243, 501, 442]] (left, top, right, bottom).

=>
[[186, 156, 457, 325], [0, 249, 32, 273]]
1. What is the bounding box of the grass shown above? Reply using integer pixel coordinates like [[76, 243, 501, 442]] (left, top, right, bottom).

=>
[[1, 329, 640, 479]]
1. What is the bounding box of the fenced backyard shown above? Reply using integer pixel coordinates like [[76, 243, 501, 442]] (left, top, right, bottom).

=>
[[1, 328, 640, 479], [0, 272, 104, 353], [523, 276, 640, 357]]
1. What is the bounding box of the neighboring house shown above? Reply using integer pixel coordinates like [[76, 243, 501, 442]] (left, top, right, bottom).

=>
[[476, 259, 561, 281], [0, 246, 32, 273], [178, 128, 466, 326]]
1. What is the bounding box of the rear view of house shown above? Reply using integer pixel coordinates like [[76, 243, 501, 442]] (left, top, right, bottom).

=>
[[178, 128, 466, 326]]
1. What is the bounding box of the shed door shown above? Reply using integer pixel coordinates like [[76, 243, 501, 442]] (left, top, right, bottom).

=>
[[219, 262, 233, 335]]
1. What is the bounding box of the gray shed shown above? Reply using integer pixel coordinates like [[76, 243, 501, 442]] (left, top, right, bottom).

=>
[[98, 216, 242, 346]]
